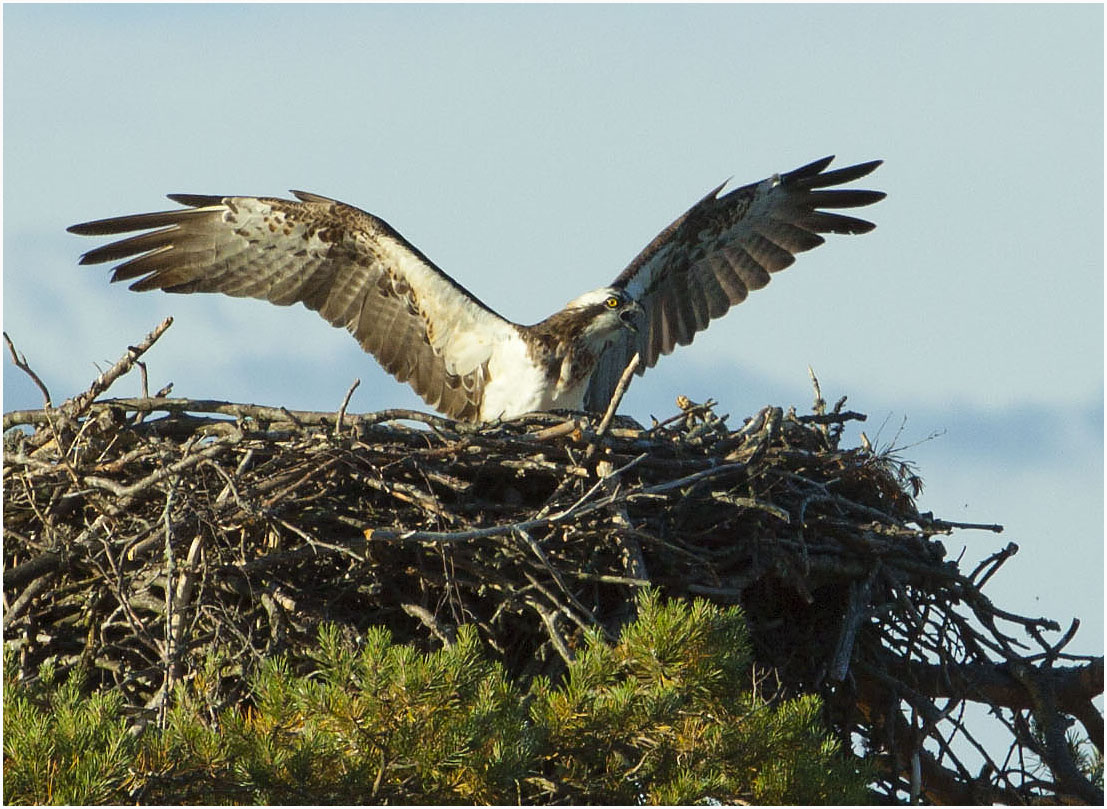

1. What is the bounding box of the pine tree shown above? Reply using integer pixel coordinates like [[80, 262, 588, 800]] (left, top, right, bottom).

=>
[[4, 592, 870, 805], [6, 333, 1102, 803]]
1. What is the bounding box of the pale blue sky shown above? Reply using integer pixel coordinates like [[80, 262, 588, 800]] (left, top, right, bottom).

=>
[[4, 5, 1103, 657]]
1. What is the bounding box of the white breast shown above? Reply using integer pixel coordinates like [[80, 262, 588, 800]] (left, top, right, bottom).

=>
[[479, 333, 591, 420]]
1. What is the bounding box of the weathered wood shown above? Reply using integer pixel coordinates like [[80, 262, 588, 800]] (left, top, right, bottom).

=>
[[3, 324, 1102, 804]]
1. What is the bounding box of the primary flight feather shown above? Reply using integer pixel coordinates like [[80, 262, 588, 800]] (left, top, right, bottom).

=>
[[69, 155, 884, 422]]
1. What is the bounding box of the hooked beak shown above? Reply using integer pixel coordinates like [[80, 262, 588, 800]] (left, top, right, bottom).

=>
[[620, 300, 645, 334]]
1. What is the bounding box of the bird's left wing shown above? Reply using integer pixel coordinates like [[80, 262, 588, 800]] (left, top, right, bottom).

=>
[[68, 191, 517, 421], [583, 156, 884, 411]]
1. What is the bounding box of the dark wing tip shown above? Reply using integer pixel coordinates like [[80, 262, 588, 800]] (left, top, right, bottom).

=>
[[784, 155, 836, 181], [166, 193, 224, 208], [808, 189, 887, 209], [290, 189, 337, 203], [69, 195, 223, 237], [794, 158, 884, 190], [66, 218, 139, 238], [835, 216, 877, 235]]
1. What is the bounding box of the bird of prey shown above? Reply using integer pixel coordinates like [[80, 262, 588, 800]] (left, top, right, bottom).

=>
[[69, 156, 883, 422]]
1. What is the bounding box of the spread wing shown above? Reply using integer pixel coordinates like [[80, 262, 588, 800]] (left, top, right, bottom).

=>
[[68, 191, 517, 421], [583, 156, 885, 411]]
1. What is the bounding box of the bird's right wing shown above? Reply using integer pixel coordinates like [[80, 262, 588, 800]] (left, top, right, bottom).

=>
[[69, 191, 517, 421]]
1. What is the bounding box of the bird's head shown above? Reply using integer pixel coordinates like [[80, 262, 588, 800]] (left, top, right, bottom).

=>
[[564, 287, 644, 340]]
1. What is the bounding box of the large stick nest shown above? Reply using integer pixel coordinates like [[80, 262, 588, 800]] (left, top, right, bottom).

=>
[[4, 320, 1103, 804]]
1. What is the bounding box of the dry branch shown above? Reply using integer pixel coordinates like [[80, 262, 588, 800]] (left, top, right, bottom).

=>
[[3, 324, 1103, 805]]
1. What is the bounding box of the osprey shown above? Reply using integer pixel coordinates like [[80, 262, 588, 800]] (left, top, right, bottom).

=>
[[68, 156, 883, 422]]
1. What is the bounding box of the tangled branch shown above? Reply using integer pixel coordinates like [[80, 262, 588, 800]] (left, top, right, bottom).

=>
[[4, 323, 1102, 804]]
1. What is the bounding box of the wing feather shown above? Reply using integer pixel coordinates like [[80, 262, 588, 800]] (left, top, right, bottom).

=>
[[583, 156, 884, 411], [695, 265, 731, 319], [685, 277, 711, 333], [707, 254, 752, 304], [69, 192, 515, 421], [757, 218, 826, 253], [742, 231, 797, 272]]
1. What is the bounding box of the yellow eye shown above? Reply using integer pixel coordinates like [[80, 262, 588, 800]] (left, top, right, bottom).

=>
[[604, 296, 620, 309]]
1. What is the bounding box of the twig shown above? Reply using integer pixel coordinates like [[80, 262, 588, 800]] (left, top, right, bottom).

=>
[[401, 603, 457, 646], [159, 479, 177, 729], [795, 411, 868, 425], [3, 332, 52, 406], [594, 353, 640, 441], [65, 317, 174, 420], [335, 378, 360, 435], [970, 542, 1020, 588], [827, 565, 880, 683], [83, 430, 243, 504], [1010, 661, 1104, 803], [808, 365, 826, 416], [924, 515, 1005, 534], [533, 602, 575, 666], [5, 341, 1101, 806]]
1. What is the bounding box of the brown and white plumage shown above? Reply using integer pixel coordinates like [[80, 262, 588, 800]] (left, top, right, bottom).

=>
[[582, 156, 884, 410], [68, 155, 883, 422]]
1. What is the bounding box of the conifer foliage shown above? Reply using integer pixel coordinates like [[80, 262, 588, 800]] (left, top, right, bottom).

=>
[[4, 593, 869, 804], [4, 323, 1103, 803]]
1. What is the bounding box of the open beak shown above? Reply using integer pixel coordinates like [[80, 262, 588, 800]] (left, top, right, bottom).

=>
[[620, 301, 645, 334]]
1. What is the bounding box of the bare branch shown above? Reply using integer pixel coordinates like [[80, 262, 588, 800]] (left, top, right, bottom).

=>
[[3, 332, 52, 406], [4, 332, 1101, 805], [66, 317, 174, 420]]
